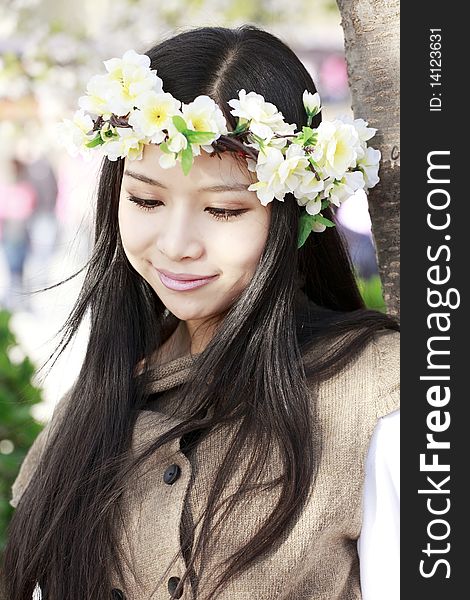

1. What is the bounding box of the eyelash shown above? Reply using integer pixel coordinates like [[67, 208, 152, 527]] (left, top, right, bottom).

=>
[[126, 195, 247, 221]]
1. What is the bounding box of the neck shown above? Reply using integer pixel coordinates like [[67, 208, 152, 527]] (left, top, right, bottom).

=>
[[185, 318, 220, 355], [150, 318, 213, 365]]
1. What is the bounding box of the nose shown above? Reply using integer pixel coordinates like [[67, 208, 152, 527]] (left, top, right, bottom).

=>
[[156, 208, 204, 261]]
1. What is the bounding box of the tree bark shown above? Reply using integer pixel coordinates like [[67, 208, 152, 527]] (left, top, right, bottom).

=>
[[336, 0, 400, 319]]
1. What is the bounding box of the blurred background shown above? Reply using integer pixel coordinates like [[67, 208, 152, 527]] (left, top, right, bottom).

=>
[[0, 0, 385, 549]]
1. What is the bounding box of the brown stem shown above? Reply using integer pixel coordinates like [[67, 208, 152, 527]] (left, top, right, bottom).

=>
[[212, 135, 259, 161], [109, 114, 132, 128]]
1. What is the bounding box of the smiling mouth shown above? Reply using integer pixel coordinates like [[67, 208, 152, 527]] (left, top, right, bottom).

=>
[[155, 268, 219, 291], [157, 268, 217, 281]]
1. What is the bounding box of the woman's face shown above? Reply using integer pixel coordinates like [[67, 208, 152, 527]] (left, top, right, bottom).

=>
[[118, 143, 271, 331]]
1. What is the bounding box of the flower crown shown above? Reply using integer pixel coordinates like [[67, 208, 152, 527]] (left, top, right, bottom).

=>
[[57, 49, 381, 248]]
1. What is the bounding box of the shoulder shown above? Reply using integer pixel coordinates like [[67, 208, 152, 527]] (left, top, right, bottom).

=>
[[369, 329, 400, 418], [304, 328, 400, 422], [302, 330, 400, 521]]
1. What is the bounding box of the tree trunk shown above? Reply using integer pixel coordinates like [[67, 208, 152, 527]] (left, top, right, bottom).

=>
[[336, 0, 400, 319]]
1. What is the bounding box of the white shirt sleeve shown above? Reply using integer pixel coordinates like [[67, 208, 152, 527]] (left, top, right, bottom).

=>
[[357, 408, 400, 600]]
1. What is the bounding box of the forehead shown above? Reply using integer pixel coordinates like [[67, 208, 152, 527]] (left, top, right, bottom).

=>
[[123, 143, 257, 192]]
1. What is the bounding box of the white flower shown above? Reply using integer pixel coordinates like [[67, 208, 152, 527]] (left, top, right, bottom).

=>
[[56, 109, 95, 159], [128, 91, 181, 143], [303, 91, 322, 116], [314, 119, 362, 180], [312, 220, 327, 233], [247, 144, 322, 207], [78, 50, 163, 119], [104, 49, 163, 114], [183, 96, 228, 134], [247, 146, 287, 205], [357, 146, 381, 188], [98, 121, 118, 143], [337, 113, 377, 144], [228, 89, 296, 149], [296, 193, 322, 216], [104, 49, 153, 77], [277, 144, 310, 191], [78, 74, 126, 119], [248, 119, 295, 147], [157, 121, 187, 169], [102, 128, 146, 161], [166, 121, 188, 153], [322, 170, 365, 207], [294, 169, 325, 201], [159, 152, 178, 169], [228, 89, 278, 124], [181, 95, 228, 155], [279, 144, 325, 203]]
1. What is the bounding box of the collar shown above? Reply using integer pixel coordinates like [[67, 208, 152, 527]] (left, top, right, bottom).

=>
[[143, 290, 312, 395], [145, 354, 199, 394], [142, 318, 201, 394]]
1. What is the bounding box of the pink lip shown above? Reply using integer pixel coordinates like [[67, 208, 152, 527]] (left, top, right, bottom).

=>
[[156, 268, 219, 291], [157, 268, 216, 281]]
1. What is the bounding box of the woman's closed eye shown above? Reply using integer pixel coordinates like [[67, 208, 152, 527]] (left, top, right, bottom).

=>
[[126, 195, 162, 211], [126, 195, 248, 221]]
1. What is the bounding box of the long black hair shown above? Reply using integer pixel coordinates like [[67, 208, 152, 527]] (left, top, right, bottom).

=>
[[3, 25, 399, 599]]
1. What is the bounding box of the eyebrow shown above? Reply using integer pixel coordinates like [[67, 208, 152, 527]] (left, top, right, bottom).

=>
[[124, 169, 251, 193]]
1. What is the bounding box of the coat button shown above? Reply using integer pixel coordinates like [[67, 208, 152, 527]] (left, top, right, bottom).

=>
[[111, 589, 125, 599], [168, 576, 183, 598], [163, 463, 181, 485]]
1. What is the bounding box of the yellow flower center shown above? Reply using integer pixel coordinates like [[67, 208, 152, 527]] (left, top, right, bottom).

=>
[[120, 80, 134, 102], [335, 138, 348, 163], [192, 117, 206, 131], [109, 69, 123, 82], [150, 106, 167, 125]]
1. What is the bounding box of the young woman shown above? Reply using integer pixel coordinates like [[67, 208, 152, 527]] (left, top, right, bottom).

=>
[[2, 25, 400, 600]]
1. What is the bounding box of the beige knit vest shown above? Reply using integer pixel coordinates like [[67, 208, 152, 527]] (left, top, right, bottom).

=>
[[9, 329, 399, 600]]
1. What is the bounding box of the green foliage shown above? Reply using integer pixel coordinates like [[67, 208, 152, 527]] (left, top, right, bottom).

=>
[[171, 114, 187, 133], [184, 130, 215, 144], [297, 212, 335, 249], [85, 134, 105, 148], [170, 115, 217, 174], [297, 126, 317, 146], [356, 274, 387, 313], [159, 141, 171, 154], [0, 310, 44, 553], [297, 213, 314, 248], [181, 145, 194, 175]]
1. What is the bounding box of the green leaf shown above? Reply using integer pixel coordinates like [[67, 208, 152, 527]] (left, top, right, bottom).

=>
[[301, 131, 317, 147], [159, 141, 171, 154], [321, 200, 330, 210], [297, 212, 316, 249], [250, 133, 265, 150], [306, 133, 318, 145], [302, 126, 315, 141], [85, 135, 105, 148], [315, 215, 335, 228], [181, 145, 193, 175], [184, 130, 215, 144], [172, 115, 188, 133], [233, 120, 249, 135]]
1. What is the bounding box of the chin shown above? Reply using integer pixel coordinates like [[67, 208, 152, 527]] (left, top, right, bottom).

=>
[[161, 302, 213, 323]]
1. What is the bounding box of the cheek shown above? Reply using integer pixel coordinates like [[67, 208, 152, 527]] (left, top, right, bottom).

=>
[[118, 201, 155, 259], [217, 213, 270, 274]]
